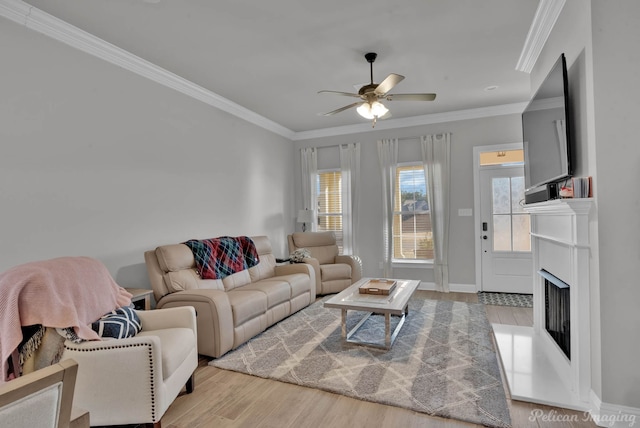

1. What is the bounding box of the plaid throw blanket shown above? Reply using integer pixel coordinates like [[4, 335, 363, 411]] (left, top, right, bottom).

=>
[[184, 236, 259, 280]]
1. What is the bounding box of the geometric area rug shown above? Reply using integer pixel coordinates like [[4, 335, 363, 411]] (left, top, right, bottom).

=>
[[477, 292, 533, 308], [210, 293, 512, 427]]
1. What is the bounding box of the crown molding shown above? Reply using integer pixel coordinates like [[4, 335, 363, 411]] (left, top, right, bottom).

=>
[[2, 0, 529, 142], [0, 0, 296, 140], [292, 102, 528, 141], [0, 0, 29, 22], [515, 0, 566, 73]]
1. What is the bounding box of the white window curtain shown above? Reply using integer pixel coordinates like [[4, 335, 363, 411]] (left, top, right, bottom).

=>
[[377, 138, 398, 278], [300, 147, 318, 231], [421, 133, 451, 292], [340, 143, 361, 255]]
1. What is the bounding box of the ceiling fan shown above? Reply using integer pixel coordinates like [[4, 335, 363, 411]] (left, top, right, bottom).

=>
[[319, 52, 436, 127]]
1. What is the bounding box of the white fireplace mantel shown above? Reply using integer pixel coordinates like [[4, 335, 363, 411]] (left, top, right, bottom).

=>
[[493, 198, 594, 411]]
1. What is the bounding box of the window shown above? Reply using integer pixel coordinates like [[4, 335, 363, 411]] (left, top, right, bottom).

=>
[[393, 164, 433, 262], [317, 170, 343, 252], [491, 176, 531, 252]]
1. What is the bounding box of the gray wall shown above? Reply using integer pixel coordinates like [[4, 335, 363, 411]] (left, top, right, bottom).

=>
[[294, 114, 523, 287], [0, 18, 296, 287], [590, 0, 640, 408], [536, 0, 640, 409]]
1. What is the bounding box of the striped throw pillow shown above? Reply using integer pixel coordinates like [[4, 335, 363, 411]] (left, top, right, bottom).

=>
[[91, 306, 142, 339]]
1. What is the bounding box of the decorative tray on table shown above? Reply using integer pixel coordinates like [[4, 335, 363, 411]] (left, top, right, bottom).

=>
[[358, 279, 397, 295]]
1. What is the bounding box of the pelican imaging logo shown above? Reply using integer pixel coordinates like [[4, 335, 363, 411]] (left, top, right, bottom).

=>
[[529, 409, 636, 427]]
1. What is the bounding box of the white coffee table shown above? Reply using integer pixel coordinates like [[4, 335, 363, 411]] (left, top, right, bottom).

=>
[[324, 278, 420, 349]]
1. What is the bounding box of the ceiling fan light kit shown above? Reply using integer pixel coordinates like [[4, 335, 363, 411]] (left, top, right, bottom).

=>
[[356, 100, 389, 120], [319, 52, 436, 127]]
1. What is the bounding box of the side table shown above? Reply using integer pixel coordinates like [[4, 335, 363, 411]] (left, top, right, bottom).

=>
[[126, 288, 154, 311]]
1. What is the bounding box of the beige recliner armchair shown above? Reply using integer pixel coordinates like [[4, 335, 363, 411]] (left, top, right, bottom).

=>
[[288, 231, 362, 295]]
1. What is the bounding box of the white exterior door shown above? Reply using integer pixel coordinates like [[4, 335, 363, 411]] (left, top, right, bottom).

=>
[[479, 166, 532, 293]]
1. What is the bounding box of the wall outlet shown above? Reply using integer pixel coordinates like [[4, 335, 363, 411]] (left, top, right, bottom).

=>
[[458, 208, 473, 217]]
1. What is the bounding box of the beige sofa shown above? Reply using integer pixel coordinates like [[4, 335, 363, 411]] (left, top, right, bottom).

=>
[[144, 236, 315, 358], [287, 232, 363, 295]]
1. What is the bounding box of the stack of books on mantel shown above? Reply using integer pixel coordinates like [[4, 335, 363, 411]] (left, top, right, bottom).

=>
[[572, 176, 593, 198]]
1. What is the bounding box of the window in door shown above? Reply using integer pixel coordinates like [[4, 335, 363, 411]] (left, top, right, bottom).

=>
[[492, 176, 530, 252], [317, 170, 343, 252], [393, 164, 433, 262]]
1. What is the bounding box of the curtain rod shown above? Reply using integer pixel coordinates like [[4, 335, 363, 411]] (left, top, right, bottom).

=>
[[301, 134, 448, 151]]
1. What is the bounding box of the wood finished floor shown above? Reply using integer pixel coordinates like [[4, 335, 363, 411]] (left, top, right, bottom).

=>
[[153, 291, 597, 428]]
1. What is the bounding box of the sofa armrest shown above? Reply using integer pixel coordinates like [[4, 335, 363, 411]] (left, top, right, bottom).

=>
[[274, 262, 316, 301], [156, 289, 234, 358], [301, 257, 321, 295], [335, 255, 363, 283], [137, 306, 196, 333]]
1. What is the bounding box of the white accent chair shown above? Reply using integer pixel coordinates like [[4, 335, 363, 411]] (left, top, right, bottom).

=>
[[61, 306, 198, 428], [0, 359, 78, 428]]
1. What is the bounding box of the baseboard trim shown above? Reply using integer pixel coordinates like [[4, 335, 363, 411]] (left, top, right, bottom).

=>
[[588, 390, 640, 427], [417, 282, 477, 293]]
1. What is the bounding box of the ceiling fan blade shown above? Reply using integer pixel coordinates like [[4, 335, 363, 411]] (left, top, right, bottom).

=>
[[318, 90, 361, 98], [319, 102, 362, 116], [374, 73, 405, 96], [385, 93, 437, 101]]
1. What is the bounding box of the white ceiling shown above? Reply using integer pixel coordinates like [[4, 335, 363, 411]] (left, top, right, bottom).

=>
[[23, 0, 540, 134]]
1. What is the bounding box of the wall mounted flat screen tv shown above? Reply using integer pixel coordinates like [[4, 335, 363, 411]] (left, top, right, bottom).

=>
[[522, 53, 573, 199]]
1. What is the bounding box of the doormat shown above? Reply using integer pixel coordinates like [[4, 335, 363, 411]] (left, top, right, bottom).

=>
[[477, 292, 533, 308]]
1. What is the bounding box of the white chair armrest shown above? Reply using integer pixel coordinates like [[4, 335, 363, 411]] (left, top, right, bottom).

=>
[[62, 335, 164, 425], [136, 306, 196, 333]]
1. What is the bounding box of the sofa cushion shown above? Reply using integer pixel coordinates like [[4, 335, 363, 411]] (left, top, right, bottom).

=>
[[252, 236, 273, 256], [276, 273, 313, 299], [91, 306, 142, 339], [320, 263, 352, 281], [155, 244, 195, 272], [290, 232, 339, 265], [222, 269, 252, 291], [137, 327, 195, 380], [248, 236, 276, 282], [226, 290, 268, 326], [248, 254, 276, 282], [291, 232, 336, 247], [310, 246, 339, 265], [242, 279, 291, 309]]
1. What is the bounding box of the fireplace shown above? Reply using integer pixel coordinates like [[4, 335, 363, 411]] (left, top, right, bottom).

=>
[[540, 269, 570, 360], [494, 199, 593, 411]]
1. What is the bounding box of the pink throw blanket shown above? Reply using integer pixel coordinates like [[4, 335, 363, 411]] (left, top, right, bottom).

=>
[[0, 256, 132, 383]]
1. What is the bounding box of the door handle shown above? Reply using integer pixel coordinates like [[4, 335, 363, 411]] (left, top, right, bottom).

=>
[[482, 222, 488, 232]]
